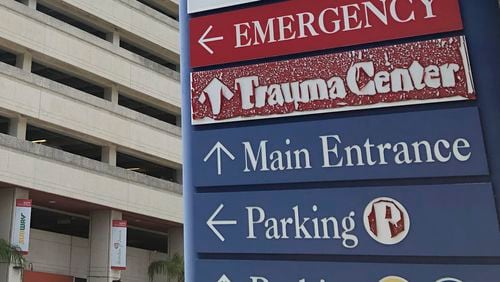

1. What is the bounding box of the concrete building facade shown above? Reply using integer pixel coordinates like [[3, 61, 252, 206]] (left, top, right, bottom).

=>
[[0, 0, 182, 281]]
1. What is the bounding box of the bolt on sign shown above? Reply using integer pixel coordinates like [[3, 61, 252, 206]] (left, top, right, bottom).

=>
[[182, 0, 500, 281], [191, 36, 475, 124], [189, 0, 463, 67]]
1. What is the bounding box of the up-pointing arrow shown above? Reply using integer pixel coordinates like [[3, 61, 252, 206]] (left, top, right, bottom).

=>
[[203, 142, 235, 175], [199, 25, 224, 55], [217, 274, 231, 282], [198, 78, 234, 116], [207, 204, 237, 242]]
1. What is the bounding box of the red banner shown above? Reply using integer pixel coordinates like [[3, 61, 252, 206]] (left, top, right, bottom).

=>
[[190, 0, 463, 67], [191, 36, 475, 125]]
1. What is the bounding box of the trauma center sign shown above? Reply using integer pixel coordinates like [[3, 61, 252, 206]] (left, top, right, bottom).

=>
[[189, 0, 463, 67], [191, 36, 475, 124]]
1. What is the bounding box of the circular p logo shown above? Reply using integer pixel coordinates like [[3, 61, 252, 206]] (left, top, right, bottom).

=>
[[364, 197, 410, 245], [379, 276, 408, 282]]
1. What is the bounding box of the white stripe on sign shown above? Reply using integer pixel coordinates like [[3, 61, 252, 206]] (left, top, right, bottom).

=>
[[188, 0, 260, 14]]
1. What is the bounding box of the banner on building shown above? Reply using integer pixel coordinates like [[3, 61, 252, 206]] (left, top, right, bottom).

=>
[[111, 220, 127, 270], [11, 199, 32, 254]]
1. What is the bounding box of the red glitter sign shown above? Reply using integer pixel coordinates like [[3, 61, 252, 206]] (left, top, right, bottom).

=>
[[191, 36, 475, 125]]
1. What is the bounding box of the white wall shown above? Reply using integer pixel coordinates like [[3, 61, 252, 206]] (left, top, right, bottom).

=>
[[0, 64, 182, 166], [0, 1, 181, 112], [47, 0, 180, 60], [26, 229, 169, 282], [26, 229, 90, 278], [121, 247, 169, 282], [0, 140, 183, 224]]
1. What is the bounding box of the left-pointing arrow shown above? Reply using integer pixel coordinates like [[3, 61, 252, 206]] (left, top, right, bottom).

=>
[[199, 25, 224, 55], [207, 204, 237, 242]]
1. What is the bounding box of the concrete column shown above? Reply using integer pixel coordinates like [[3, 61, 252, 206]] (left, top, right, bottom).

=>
[[175, 115, 182, 127], [15, 52, 32, 72], [104, 85, 119, 104], [0, 188, 29, 282], [101, 145, 117, 166], [20, 0, 37, 9], [168, 226, 184, 257], [8, 116, 27, 140], [106, 31, 120, 47], [89, 210, 123, 282], [175, 168, 182, 184]]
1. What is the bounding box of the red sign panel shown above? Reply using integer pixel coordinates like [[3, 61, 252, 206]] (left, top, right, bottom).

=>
[[191, 36, 475, 124], [16, 199, 32, 207], [112, 220, 128, 227], [190, 0, 463, 68]]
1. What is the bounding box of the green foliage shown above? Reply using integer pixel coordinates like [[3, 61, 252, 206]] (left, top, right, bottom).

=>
[[0, 239, 26, 268], [148, 253, 184, 282]]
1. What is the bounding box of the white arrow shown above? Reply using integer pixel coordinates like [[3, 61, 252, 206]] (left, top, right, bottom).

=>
[[207, 204, 237, 242], [199, 25, 224, 55], [198, 78, 234, 115], [217, 274, 231, 282], [203, 142, 235, 175]]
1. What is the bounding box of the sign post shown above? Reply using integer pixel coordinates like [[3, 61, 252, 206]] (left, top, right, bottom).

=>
[[182, 0, 500, 281]]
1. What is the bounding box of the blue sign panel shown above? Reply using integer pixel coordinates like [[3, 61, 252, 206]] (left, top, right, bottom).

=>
[[194, 183, 500, 256], [182, 0, 500, 281], [192, 108, 488, 187], [196, 259, 500, 282]]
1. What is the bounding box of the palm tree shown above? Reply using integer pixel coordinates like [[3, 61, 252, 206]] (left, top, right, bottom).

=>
[[0, 239, 26, 268], [148, 253, 184, 282]]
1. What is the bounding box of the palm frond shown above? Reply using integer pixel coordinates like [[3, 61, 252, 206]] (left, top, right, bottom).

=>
[[0, 239, 26, 267], [148, 253, 184, 282], [148, 260, 169, 281]]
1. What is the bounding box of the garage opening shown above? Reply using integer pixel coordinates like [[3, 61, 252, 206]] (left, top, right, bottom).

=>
[[26, 125, 102, 161], [36, 2, 107, 40], [31, 61, 106, 99], [0, 48, 17, 66], [0, 115, 9, 134], [120, 39, 179, 71], [118, 94, 178, 125], [117, 152, 179, 183]]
